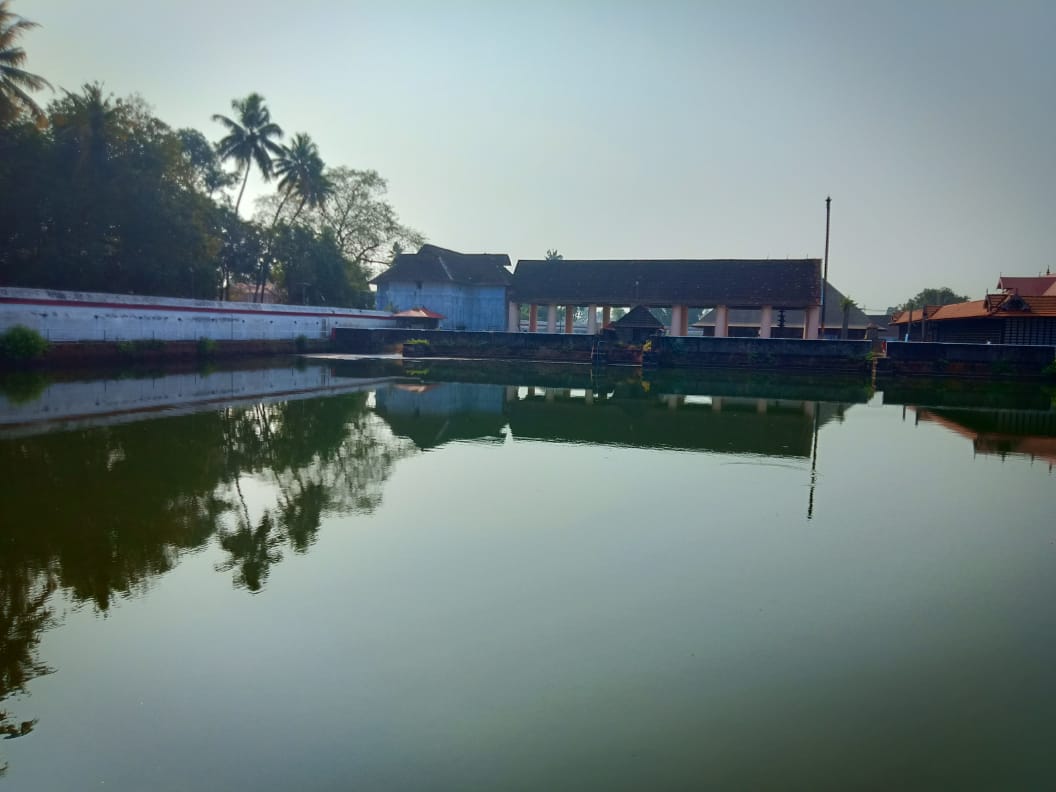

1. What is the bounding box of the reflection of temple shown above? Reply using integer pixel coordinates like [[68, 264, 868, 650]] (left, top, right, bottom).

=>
[[913, 407, 1056, 469], [374, 381, 850, 458]]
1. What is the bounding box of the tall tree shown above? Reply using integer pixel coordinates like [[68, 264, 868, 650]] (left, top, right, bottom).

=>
[[0, 1, 50, 127], [256, 167, 423, 275], [211, 93, 283, 215], [271, 132, 331, 225], [545, 248, 563, 261], [255, 133, 333, 301]]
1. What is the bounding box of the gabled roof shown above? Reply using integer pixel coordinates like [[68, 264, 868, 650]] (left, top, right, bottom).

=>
[[694, 282, 869, 328], [371, 244, 512, 287], [613, 304, 664, 328], [892, 295, 1056, 324], [996, 275, 1056, 296], [510, 259, 820, 307]]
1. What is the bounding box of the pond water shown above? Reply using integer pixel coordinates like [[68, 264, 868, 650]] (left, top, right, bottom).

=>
[[1, 362, 1054, 790]]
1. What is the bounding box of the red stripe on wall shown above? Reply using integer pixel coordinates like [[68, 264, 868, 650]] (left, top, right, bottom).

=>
[[0, 296, 399, 321]]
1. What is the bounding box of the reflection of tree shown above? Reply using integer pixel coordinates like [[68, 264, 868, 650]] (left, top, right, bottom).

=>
[[212, 398, 414, 590], [0, 568, 55, 776], [217, 513, 284, 593], [0, 389, 415, 762]]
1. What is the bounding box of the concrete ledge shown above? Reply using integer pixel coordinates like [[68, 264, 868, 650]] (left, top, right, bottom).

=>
[[650, 336, 873, 373]]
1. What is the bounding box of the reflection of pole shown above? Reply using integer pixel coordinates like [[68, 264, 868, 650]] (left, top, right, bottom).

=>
[[820, 196, 831, 337], [807, 400, 820, 520]]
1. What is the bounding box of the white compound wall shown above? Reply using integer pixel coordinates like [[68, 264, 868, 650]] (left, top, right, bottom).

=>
[[0, 286, 398, 343]]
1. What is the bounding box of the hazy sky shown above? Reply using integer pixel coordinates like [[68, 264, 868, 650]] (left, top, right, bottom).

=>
[[21, 0, 1056, 310]]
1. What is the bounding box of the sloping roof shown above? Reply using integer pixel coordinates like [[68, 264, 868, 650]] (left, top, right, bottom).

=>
[[996, 275, 1056, 296], [371, 244, 512, 287], [510, 259, 820, 307], [891, 305, 943, 325], [694, 282, 868, 328], [928, 300, 990, 320], [394, 308, 445, 319], [893, 295, 1056, 324], [613, 304, 664, 328]]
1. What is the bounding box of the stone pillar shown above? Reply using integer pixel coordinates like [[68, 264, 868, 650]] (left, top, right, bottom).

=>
[[804, 305, 821, 339], [565, 306, 575, 334], [587, 304, 598, 335], [507, 302, 520, 332], [680, 306, 690, 336], [670, 305, 683, 337], [547, 304, 557, 333], [602, 306, 611, 326], [528, 304, 538, 333], [714, 305, 729, 338], [759, 305, 773, 339]]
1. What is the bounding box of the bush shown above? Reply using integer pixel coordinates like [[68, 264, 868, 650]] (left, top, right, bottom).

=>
[[0, 325, 49, 362], [197, 337, 217, 359], [404, 338, 431, 346], [295, 334, 309, 353]]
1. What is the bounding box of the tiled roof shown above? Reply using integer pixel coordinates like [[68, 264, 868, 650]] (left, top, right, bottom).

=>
[[394, 308, 445, 319], [613, 304, 664, 328], [996, 275, 1056, 296], [928, 300, 990, 320], [893, 295, 1056, 324], [372, 245, 512, 287], [510, 259, 820, 307]]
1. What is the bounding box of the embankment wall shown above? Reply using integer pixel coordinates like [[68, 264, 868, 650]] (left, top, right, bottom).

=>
[[876, 341, 1055, 380]]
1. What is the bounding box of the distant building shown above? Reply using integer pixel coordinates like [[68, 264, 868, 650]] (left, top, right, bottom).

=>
[[891, 274, 1056, 345], [371, 244, 512, 331]]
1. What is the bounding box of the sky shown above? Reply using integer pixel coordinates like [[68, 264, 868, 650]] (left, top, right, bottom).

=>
[[19, 0, 1056, 312]]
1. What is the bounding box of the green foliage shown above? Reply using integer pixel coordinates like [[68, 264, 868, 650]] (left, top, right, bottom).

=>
[[197, 337, 217, 359], [0, 78, 422, 307], [545, 248, 563, 261], [0, 369, 49, 402], [897, 287, 971, 312], [294, 334, 309, 353], [211, 92, 284, 215], [1042, 359, 1056, 378], [0, 0, 52, 126], [0, 324, 48, 361], [404, 338, 430, 346]]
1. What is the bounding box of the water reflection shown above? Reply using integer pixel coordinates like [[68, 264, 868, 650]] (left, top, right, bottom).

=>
[[0, 385, 415, 763], [4, 363, 1052, 782], [911, 406, 1056, 470]]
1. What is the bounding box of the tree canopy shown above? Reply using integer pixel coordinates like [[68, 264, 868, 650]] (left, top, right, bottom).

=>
[[893, 287, 971, 313], [0, 10, 424, 308], [0, 0, 50, 126]]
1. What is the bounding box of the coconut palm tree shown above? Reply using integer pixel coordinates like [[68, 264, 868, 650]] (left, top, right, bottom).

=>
[[253, 133, 333, 301], [0, 0, 51, 126], [211, 93, 283, 215], [840, 296, 856, 340], [271, 132, 332, 226]]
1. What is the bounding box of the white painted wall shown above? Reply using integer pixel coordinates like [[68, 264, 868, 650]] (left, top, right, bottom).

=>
[[0, 286, 398, 342]]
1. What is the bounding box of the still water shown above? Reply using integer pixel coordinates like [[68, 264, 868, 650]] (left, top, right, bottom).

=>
[[1, 362, 1054, 790]]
